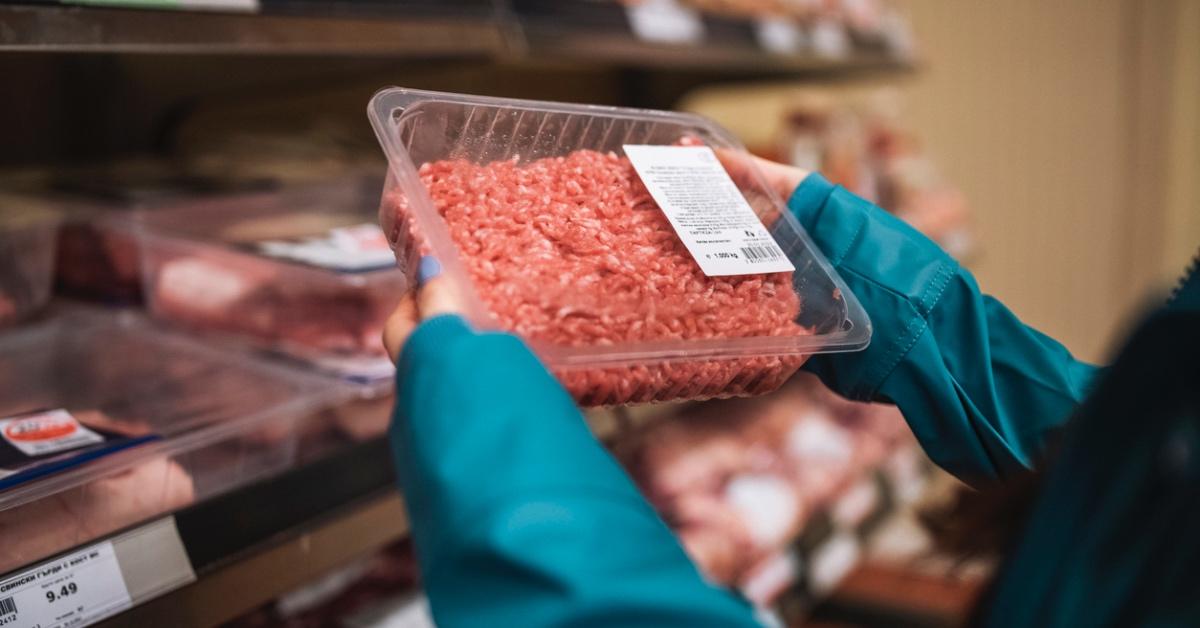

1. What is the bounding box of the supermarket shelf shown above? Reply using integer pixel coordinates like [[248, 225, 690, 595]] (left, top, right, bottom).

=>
[[100, 493, 408, 627], [0, 4, 912, 78], [520, 23, 909, 75], [0, 438, 404, 628], [0, 5, 508, 55], [512, 0, 912, 76]]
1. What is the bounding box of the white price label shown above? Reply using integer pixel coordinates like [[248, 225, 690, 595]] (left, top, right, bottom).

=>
[[755, 18, 805, 55], [0, 542, 132, 628], [257, 223, 395, 273], [0, 410, 102, 457], [625, 0, 704, 45], [623, 145, 795, 276], [810, 18, 851, 59]]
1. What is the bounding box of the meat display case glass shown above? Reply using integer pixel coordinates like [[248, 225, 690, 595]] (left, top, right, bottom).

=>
[[0, 196, 59, 329], [0, 308, 349, 574], [134, 180, 407, 384]]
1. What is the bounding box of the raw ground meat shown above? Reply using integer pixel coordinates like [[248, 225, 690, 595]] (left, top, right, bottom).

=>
[[387, 149, 811, 405], [152, 254, 396, 357], [0, 411, 195, 573]]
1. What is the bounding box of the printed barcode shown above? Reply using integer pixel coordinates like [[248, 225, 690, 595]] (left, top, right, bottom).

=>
[[0, 596, 15, 617], [740, 246, 783, 262]]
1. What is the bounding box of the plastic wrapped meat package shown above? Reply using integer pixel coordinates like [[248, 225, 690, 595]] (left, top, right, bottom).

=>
[[0, 309, 343, 573], [138, 181, 405, 381], [619, 372, 910, 584], [370, 89, 869, 406], [0, 195, 59, 328], [54, 200, 146, 303]]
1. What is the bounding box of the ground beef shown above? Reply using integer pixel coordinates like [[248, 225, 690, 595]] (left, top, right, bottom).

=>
[[387, 149, 810, 405]]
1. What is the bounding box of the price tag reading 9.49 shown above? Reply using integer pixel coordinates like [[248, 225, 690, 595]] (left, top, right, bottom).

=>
[[0, 541, 131, 628], [45, 582, 79, 603]]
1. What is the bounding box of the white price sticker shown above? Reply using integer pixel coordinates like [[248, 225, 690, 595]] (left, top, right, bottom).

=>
[[755, 18, 805, 55], [0, 541, 132, 628], [257, 223, 395, 273], [0, 410, 102, 457], [623, 145, 795, 276], [625, 0, 704, 45]]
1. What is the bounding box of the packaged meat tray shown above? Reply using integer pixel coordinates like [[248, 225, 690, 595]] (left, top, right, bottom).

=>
[[53, 198, 146, 303], [368, 88, 870, 405], [137, 181, 406, 382], [0, 309, 345, 574], [619, 372, 911, 585], [0, 197, 59, 328]]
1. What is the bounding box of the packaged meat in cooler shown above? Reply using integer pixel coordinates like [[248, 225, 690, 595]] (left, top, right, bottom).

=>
[[50, 193, 147, 304], [369, 88, 869, 406], [0, 308, 344, 573], [0, 196, 58, 328], [137, 181, 406, 383], [618, 372, 908, 583]]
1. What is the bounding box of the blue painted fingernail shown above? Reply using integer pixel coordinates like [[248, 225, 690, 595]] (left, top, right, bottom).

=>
[[416, 256, 442, 288]]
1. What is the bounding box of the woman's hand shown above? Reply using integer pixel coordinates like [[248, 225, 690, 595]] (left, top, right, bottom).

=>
[[717, 150, 811, 203], [383, 256, 463, 363]]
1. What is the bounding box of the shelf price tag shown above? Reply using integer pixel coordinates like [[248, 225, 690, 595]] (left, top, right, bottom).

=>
[[625, 0, 705, 45], [755, 17, 805, 55], [0, 541, 131, 628]]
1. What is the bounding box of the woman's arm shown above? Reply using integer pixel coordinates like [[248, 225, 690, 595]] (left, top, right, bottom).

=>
[[789, 174, 1099, 484], [390, 314, 760, 628]]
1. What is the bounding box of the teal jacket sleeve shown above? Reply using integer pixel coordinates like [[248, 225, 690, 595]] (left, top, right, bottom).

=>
[[788, 174, 1099, 484], [389, 315, 760, 628]]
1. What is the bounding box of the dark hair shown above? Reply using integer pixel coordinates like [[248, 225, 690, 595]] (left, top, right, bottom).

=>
[[919, 470, 1043, 564]]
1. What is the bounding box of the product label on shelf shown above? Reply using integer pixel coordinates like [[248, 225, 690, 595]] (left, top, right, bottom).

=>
[[0, 409, 101, 457], [0, 410, 159, 491], [255, 223, 396, 273], [0, 541, 132, 628], [755, 18, 805, 55], [623, 145, 795, 276], [625, 0, 704, 45]]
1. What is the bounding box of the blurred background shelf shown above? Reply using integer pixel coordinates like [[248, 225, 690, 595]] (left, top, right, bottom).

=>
[[0, 3, 913, 79], [0, 437, 407, 628], [0, 5, 508, 56]]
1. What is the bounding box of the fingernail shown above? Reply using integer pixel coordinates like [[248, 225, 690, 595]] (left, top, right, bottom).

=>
[[416, 256, 442, 288]]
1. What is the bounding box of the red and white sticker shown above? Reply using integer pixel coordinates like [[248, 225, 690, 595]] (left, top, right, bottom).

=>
[[0, 409, 103, 457], [623, 145, 795, 277]]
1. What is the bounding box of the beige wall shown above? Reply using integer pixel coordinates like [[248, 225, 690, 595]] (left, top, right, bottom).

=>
[[684, 2, 1197, 362], [899, 0, 1198, 361]]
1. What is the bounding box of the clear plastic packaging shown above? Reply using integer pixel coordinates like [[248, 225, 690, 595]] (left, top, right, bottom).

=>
[[368, 88, 870, 405], [136, 181, 406, 382], [0, 309, 346, 574], [0, 197, 59, 328], [51, 196, 145, 303]]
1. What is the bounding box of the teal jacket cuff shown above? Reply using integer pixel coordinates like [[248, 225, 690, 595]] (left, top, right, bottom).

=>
[[786, 174, 1097, 483]]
